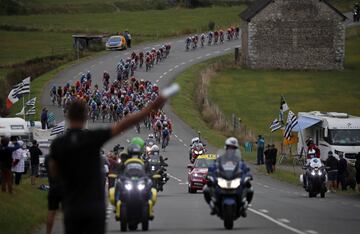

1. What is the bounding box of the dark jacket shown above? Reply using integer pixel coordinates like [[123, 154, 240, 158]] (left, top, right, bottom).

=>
[[325, 156, 338, 171], [338, 158, 347, 175]]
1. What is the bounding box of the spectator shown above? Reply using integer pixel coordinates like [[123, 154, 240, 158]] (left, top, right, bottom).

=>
[[125, 30, 132, 48], [12, 140, 26, 185], [270, 144, 278, 172], [41, 108, 48, 129], [29, 140, 43, 185], [256, 135, 265, 165], [49, 97, 165, 234], [0, 137, 19, 193], [355, 153, 360, 192], [325, 151, 338, 192], [337, 154, 347, 191], [264, 145, 272, 174]]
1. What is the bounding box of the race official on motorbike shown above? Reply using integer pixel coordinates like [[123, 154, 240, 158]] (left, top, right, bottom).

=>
[[203, 137, 253, 215]]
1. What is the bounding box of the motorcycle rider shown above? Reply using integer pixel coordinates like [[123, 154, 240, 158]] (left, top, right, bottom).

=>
[[204, 137, 253, 215]]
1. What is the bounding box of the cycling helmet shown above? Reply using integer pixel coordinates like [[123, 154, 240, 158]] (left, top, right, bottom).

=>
[[131, 137, 145, 153], [127, 143, 142, 158], [225, 137, 239, 149], [191, 137, 200, 144], [150, 145, 160, 153]]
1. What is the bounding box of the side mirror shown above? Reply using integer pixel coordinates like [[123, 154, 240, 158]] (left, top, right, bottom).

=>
[[119, 146, 125, 150], [164, 157, 168, 161], [324, 127, 328, 138], [187, 164, 194, 170], [202, 144, 207, 147]]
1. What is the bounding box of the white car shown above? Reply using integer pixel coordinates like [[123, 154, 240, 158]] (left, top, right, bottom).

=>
[[105, 36, 127, 50]]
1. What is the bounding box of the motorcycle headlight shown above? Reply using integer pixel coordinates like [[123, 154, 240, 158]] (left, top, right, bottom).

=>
[[137, 181, 145, 191], [318, 171, 322, 176], [194, 151, 199, 154], [311, 170, 316, 176], [151, 166, 155, 171], [198, 150, 203, 155], [217, 178, 241, 189], [125, 181, 133, 191]]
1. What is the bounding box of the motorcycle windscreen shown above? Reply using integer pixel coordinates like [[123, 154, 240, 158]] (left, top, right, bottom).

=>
[[125, 163, 146, 177]]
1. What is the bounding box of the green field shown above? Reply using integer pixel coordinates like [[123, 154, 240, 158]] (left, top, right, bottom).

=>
[[208, 27, 360, 141], [0, 31, 73, 66], [0, 177, 48, 234]]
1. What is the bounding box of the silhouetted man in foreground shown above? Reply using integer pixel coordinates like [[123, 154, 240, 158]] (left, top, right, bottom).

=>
[[49, 96, 165, 234]]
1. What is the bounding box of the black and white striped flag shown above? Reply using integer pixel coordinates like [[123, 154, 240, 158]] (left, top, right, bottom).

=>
[[284, 111, 298, 140], [270, 118, 282, 132], [50, 121, 65, 136], [6, 77, 31, 109], [26, 97, 36, 106], [25, 106, 36, 115]]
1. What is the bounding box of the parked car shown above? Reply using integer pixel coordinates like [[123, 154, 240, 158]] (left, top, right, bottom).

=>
[[106, 35, 127, 50]]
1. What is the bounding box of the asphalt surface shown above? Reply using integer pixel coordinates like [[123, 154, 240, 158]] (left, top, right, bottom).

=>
[[38, 20, 360, 234]]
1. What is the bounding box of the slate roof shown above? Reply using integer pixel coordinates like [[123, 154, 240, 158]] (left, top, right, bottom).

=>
[[240, 0, 347, 22]]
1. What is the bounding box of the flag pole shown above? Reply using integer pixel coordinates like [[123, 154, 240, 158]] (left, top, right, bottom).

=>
[[22, 95, 26, 121]]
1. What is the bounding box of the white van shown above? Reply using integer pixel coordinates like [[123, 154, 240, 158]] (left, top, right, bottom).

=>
[[297, 112, 360, 162], [0, 117, 30, 138]]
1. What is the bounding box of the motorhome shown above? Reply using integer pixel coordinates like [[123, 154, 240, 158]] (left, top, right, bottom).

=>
[[297, 112, 360, 162], [0, 117, 30, 139]]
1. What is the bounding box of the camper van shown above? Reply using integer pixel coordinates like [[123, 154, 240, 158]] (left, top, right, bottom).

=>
[[297, 112, 360, 162], [0, 117, 30, 139]]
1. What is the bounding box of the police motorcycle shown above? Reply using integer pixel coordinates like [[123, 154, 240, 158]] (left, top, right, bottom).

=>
[[204, 138, 253, 230], [109, 144, 158, 232], [147, 145, 169, 192], [300, 152, 327, 198]]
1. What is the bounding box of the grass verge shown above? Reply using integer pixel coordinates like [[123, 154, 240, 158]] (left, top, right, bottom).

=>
[[0, 176, 48, 234]]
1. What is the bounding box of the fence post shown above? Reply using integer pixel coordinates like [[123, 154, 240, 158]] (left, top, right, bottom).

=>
[[235, 47, 241, 64]]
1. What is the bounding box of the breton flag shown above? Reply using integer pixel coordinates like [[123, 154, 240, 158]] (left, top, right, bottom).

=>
[[6, 77, 31, 109], [26, 97, 36, 106], [284, 111, 298, 140], [25, 106, 36, 115], [279, 95, 289, 123], [50, 121, 65, 136], [269, 118, 282, 132]]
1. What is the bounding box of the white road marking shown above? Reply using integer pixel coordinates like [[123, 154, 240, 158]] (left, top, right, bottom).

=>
[[259, 209, 269, 213], [189, 59, 194, 62], [169, 68, 173, 72], [224, 48, 231, 51], [181, 62, 186, 65], [179, 182, 188, 185], [126, 139, 130, 143], [174, 135, 178, 138], [249, 208, 307, 234], [197, 56, 202, 59], [264, 185, 270, 188], [163, 72, 167, 75], [184, 144, 187, 147], [156, 80, 160, 83], [168, 173, 182, 182], [306, 230, 318, 234], [205, 53, 211, 57], [278, 218, 290, 223], [174, 65, 179, 68], [179, 139, 183, 143], [159, 75, 163, 79]]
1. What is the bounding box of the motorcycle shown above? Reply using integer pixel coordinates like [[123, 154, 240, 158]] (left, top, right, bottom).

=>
[[190, 143, 206, 163], [206, 155, 253, 230], [354, 9, 360, 22], [110, 158, 157, 232], [300, 158, 327, 198], [148, 154, 168, 192]]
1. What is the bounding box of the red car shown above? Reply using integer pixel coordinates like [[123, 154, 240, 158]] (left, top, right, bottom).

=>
[[187, 154, 216, 193]]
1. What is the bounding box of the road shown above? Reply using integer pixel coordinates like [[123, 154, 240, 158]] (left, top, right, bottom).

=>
[[39, 23, 360, 234]]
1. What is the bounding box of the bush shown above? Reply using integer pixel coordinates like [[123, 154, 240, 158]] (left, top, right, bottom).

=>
[[208, 21, 215, 31], [0, 0, 26, 15]]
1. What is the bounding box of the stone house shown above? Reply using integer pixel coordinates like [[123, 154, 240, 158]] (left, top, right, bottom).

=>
[[240, 0, 347, 70]]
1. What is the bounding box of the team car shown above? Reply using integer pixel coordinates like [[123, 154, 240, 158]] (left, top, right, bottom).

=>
[[187, 154, 217, 193], [105, 35, 127, 50]]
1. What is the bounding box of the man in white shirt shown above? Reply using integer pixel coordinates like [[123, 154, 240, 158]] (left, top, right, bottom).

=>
[[12, 140, 26, 185]]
